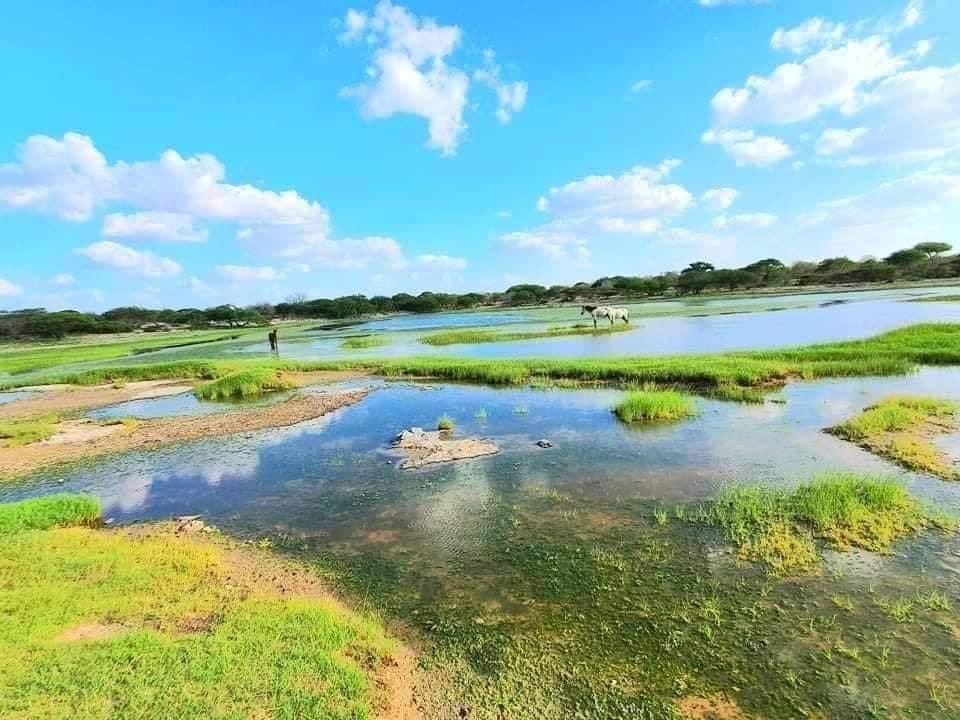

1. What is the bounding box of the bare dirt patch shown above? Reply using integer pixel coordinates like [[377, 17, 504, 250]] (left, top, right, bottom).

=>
[[392, 428, 499, 469], [677, 694, 751, 720], [0, 389, 371, 480], [0, 380, 194, 420], [39, 419, 125, 446], [56, 622, 129, 643]]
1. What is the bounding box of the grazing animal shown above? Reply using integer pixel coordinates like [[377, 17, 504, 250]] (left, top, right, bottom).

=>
[[580, 305, 630, 328], [268, 328, 279, 352]]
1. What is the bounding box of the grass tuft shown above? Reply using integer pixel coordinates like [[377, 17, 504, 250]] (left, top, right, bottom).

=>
[[700, 473, 951, 574], [420, 323, 634, 346], [339, 335, 390, 350], [614, 390, 696, 423], [194, 368, 295, 401], [0, 414, 60, 447], [437, 414, 455, 431], [0, 495, 100, 535]]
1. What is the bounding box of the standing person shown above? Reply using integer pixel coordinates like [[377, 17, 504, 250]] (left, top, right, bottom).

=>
[[268, 329, 278, 352]]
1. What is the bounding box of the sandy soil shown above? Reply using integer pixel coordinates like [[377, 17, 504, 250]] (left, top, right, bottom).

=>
[[0, 389, 370, 480], [0, 380, 195, 420], [392, 428, 499, 469]]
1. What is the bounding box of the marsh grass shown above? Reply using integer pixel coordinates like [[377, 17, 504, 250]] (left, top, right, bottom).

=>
[[437, 414, 455, 431], [420, 323, 634, 346], [0, 495, 399, 719], [339, 335, 390, 350], [829, 395, 959, 479], [614, 389, 696, 423], [194, 367, 295, 400], [702, 473, 950, 574], [0, 413, 59, 447], [910, 294, 960, 303], [0, 495, 100, 534]]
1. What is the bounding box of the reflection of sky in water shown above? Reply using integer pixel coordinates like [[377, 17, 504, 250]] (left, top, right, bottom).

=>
[[87, 389, 295, 420], [0, 390, 37, 405], [7, 368, 960, 544]]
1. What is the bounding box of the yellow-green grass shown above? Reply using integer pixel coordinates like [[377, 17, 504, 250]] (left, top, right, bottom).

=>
[[0, 494, 100, 534], [613, 389, 696, 423], [0, 414, 60, 447], [701, 473, 952, 575], [420, 322, 634, 346], [910, 294, 960, 303], [0, 495, 401, 719], [437, 414, 455, 431], [8, 323, 960, 397], [829, 396, 959, 479], [194, 367, 295, 400], [339, 334, 391, 350]]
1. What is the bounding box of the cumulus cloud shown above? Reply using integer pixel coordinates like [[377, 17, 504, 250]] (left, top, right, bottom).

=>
[[50, 273, 75, 287], [0, 278, 23, 297], [701, 187, 739, 211], [630, 79, 652, 93], [901, 0, 924, 29], [701, 129, 792, 166], [711, 37, 915, 127], [339, 1, 525, 153], [474, 49, 527, 124], [770, 18, 846, 55], [75, 240, 182, 278], [500, 230, 590, 262], [713, 212, 778, 230], [815, 127, 868, 156], [415, 254, 467, 271], [215, 264, 283, 282], [102, 211, 208, 242]]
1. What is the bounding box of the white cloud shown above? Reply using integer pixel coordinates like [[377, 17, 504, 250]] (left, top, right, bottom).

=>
[[815, 127, 868, 156], [0, 278, 23, 297], [215, 264, 283, 282], [701, 187, 739, 210], [901, 0, 924, 30], [102, 211, 208, 242], [701, 129, 792, 166], [495, 209, 511, 218], [771, 18, 846, 55], [414, 254, 467, 271], [713, 212, 778, 229], [499, 229, 590, 263], [51, 273, 75, 287], [75, 241, 182, 278], [698, 0, 769, 6], [711, 37, 914, 127], [630, 79, 652, 93], [474, 49, 527, 124]]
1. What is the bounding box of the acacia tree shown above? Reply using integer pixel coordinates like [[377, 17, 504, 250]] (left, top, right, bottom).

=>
[[914, 242, 952, 258]]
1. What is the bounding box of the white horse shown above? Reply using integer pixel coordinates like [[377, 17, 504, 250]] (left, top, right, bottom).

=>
[[581, 305, 630, 328]]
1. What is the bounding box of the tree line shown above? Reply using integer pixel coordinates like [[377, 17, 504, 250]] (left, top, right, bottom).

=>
[[2, 242, 955, 339]]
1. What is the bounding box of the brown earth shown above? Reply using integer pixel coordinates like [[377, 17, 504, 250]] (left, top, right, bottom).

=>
[[391, 428, 499, 469], [677, 694, 753, 720], [0, 388, 370, 480]]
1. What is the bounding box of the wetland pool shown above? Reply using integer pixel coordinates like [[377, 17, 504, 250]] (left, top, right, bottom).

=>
[[6, 369, 960, 717]]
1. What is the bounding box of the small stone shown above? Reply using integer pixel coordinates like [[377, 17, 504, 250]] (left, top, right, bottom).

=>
[[535, 438, 553, 448]]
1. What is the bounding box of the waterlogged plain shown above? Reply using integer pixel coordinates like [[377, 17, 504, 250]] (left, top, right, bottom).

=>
[[5, 369, 960, 717]]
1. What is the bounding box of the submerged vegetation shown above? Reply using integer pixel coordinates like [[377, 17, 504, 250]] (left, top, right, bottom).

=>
[[829, 395, 959, 479], [701, 473, 952, 574], [339, 334, 391, 350], [194, 367, 295, 400], [420, 323, 634, 346], [613, 389, 696, 423], [0, 495, 404, 719], [0, 414, 59, 447]]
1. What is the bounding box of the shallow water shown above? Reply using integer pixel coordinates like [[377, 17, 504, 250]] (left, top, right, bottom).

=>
[[0, 389, 36, 405], [87, 389, 295, 420], [7, 371, 960, 717]]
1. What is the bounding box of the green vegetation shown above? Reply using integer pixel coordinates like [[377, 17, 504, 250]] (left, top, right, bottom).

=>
[[437, 414, 455, 431], [613, 389, 696, 423], [0, 414, 59, 447], [829, 395, 959, 479], [420, 323, 634, 346], [911, 294, 960, 302], [194, 367, 295, 400], [0, 495, 100, 534], [701, 473, 951, 574], [0, 495, 403, 719], [339, 334, 390, 350]]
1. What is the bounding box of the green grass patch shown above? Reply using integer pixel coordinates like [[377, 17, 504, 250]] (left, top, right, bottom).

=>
[[437, 414, 455, 431], [339, 335, 391, 350], [613, 389, 696, 423], [829, 396, 959, 479], [910, 294, 960, 303], [194, 368, 295, 401], [0, 495, 400, 719], [700, 473, 951, 574], [0, 495, 100, 535], [420, 323, 634, 346], [0, 414, 60, 447]]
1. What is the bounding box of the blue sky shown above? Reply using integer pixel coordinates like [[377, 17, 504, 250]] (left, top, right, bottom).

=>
[[1, 0, 958, 310]]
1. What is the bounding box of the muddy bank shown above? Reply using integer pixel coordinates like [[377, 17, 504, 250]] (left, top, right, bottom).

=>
[[0, 389, 370, 481], [392, 427, 499, 469]]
